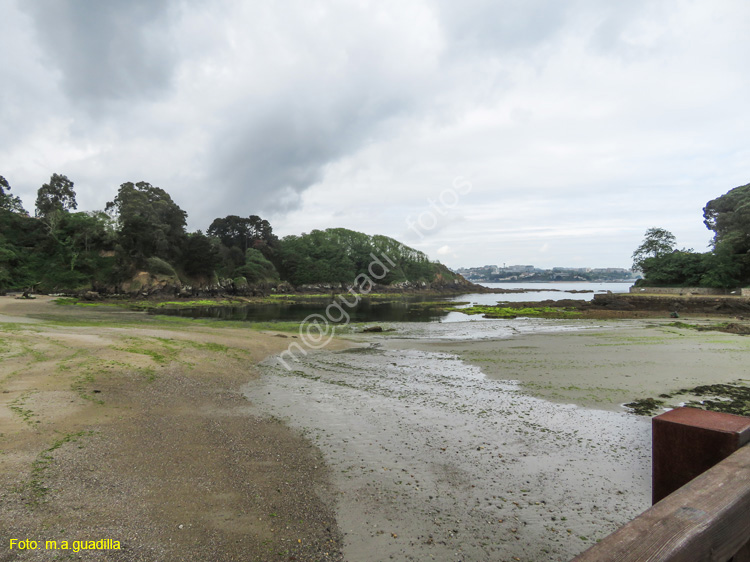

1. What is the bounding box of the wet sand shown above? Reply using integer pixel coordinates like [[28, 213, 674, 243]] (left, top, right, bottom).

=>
[[391, 318, 750, 411], [248, 317, 750, 561]]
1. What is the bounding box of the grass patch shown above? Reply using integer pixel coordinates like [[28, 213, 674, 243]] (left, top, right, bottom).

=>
[[18, 430, 94, 506], [9, 392, 39, 426], [181, 340, 229, 353], [115, 336, 181, 365], [0, 322, 38, 332], [71, 370, 104, 404]]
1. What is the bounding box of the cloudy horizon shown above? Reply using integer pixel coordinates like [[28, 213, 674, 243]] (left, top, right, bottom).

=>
[[2, 0, 748, 269]]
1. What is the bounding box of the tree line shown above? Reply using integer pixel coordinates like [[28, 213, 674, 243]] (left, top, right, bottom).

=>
[[632, 182, 750, 288], [0, 174, 454, 293]]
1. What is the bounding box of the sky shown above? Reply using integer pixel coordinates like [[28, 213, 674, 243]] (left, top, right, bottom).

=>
[[2, 0, 749, 270]]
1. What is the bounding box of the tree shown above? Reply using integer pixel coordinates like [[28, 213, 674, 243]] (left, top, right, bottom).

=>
[[182, 231, 221, 277], [703, 182, 750, 255], [236, 248, 280, 283], [0, 175, 27, 215], [105, 181, 187, 264], [632, 228, 676, 271], [207, 214, 279, 253], [35, 173, 78, 219], [638, 250, 708, 286], [699, 242, 743, 288]]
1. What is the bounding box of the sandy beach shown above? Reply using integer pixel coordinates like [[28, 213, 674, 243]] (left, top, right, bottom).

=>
[[0, 296, 347, 561], [1, 298, 748, 561]]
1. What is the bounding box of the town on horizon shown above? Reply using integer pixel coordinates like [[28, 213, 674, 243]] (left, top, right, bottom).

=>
[[453, 264, 637, 283]]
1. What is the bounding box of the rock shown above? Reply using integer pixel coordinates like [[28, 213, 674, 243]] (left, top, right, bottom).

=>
[[362, 326, 384, 333]]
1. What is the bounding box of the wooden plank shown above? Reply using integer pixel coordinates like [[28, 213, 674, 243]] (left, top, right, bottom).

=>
[[572, 445, 750, 562], [730, 539, 750, 562]]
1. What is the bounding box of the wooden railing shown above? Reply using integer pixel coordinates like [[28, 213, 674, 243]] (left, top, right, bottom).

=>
[[572, 408, 750, 562]]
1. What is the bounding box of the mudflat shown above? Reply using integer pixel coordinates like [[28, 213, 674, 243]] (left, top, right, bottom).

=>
[[0, 296, 347, 561], [248, 316, 750, 561], [397, 318, 750, 411]]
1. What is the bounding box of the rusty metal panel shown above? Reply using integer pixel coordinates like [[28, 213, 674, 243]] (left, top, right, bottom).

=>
[[652, 407, 750, 504]]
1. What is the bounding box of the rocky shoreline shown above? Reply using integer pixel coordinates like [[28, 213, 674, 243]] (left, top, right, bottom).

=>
[[485, 292, 750, 317]]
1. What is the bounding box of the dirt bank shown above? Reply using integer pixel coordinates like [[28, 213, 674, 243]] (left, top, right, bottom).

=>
[[0, 296, 348, 561]]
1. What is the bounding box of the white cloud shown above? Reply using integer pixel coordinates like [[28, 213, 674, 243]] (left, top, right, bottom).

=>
[[2, 0, 748, 268]]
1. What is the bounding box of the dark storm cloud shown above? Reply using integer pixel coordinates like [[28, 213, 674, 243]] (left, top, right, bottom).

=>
[[207, 93, 413, 218], [19, 0, 179, 106]]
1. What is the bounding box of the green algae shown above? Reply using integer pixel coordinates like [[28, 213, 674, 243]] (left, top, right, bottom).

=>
[[451, 305, 582, 319], [627, 382, 750, 417]]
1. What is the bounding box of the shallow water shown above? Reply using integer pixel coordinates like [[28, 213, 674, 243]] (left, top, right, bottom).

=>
[[245, 324, 651, 561], [451, 281, 632, 306], [353, 316, 609, 338], [151, 282, 633, 324]]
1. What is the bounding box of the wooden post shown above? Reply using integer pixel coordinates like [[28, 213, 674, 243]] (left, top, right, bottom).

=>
[[652, 407, 750, 504]]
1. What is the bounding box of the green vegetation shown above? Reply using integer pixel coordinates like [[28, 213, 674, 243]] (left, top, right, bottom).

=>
[[623, 398, 665, 416], [628, 382, 750, 416], [453, 305, 581, 319], [666, 321, 750, 335], [9, 392, 38, 425], [1, 174, 461, 294], [278, 227, 458, 286], [17, 431, 94, 506], [678, 383, 750, 416], [634, 181, 750, 288]]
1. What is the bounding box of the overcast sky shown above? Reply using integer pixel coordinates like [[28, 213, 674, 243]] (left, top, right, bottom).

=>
[[2, 0, 749, 269]]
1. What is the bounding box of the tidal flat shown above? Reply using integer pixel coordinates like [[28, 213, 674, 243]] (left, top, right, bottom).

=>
[[3, 296, 748, 561], [248, 316, 750, 561]]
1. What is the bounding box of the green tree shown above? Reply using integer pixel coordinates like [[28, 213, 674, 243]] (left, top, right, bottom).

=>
[[0, 175, 27, 214], [632, 228, 676, 271], [54, 211, 114, 272], [236, 248, 280, 283], [699, 242, 743, 288], [279, 230, 356, 285], [35, 173, 78, 219], [106, 181, 187, 265], [638, 251, 708, 286], [182, 231, 221, 277], [207, 214, 279, 254], [703, 182, 750, 254]]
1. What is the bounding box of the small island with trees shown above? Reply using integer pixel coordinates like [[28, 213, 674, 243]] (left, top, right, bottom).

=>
[[0, 174, 471, 298]]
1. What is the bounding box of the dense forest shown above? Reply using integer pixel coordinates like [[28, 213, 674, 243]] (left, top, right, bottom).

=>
[[0, 174, 462, 295], [633, 182, 750, 288]]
